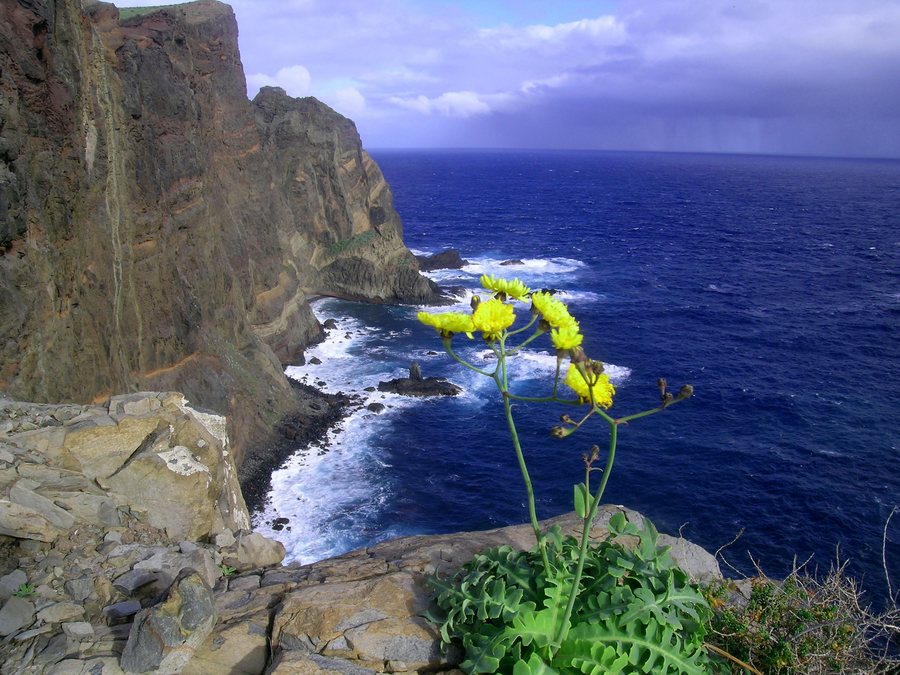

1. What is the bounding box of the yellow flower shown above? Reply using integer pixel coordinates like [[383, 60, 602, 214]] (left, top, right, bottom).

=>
[[564, 364, 615, 408], [472, 298, 515, 340], [417, 311, 475, 338], [551, 321, 583, 350], [480, 275, 531, 301], [531, 291, 575, 328]]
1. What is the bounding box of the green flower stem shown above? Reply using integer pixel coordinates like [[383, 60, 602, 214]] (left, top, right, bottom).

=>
[[552, 356, 562, 397], [505, 393, 580, 405], [616, 399, 685, 424], [444, 344, 495, 378], [593, 406, 616, 424], [505, 329, 544, 354], [507, 313, 539, 337], [497, 335, 551, 572], [552, 420, 619, 652]]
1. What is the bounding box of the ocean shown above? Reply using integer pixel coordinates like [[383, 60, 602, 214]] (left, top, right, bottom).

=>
[[253, 150, 900, 605]]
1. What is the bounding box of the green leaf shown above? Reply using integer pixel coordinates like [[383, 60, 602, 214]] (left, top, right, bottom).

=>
[[608, 511, 640, 537], [461, 627, 512, 674], [513, 653, 560, 675], [574, 483, 589, 519], [507, 607, 559, 648], [561, 618, 710, 675]]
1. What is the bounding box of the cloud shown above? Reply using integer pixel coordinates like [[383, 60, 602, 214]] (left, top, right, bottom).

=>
[[479, 16, 627, 49], [246, 65, 312, 98], [389, 91, 492, 117], [216, 0, 900, 155], [325, 87, 368, 117]]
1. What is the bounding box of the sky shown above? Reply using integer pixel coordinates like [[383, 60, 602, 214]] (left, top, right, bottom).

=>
[[115, 0, 900, 157]]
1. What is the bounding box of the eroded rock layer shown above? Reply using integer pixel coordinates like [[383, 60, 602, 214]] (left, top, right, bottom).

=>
[[0, 0, 438, 461], [0, 393, 722, 674]]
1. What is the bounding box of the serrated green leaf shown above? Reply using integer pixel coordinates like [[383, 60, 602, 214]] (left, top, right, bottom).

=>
[[564, 642, 630, 675], [507, 608, 558, 648], [513, 653, 560, 675], [461, 627, 512, 673], [563, 618, 710, 675]]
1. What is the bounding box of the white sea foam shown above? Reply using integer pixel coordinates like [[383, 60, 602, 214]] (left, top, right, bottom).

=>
[[256, 298, 431, 563], [256, 292, 628, 564], [462, 255, 586, 279], [254, 400, 411, 563]]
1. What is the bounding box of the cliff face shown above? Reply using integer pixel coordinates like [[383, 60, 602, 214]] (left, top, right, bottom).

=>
[[0, 0, 438, 459]]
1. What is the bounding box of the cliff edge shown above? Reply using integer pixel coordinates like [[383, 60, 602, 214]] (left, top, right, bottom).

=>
[[0, 393, 721, 674], [0, 0, 439, 463]]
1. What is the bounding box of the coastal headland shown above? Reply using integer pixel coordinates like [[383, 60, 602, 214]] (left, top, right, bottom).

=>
[[0, 1, 727, 673]]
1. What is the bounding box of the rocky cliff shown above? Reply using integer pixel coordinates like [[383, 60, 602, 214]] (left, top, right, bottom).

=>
[[0, 394, 722, 674], [0, 0, 438, 462]]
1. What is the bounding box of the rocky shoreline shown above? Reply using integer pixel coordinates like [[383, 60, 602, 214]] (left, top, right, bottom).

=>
[[0, 391, 721, 674], [238, 380, 356, 516]]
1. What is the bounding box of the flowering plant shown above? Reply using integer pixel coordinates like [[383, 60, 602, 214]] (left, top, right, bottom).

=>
[[419, 275, 713, 674]]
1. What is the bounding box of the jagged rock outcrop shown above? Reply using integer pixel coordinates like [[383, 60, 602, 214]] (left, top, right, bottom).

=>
[[416, 249, 468, 272], [0, 0, 439, 463], [0, 393, 721, 674]]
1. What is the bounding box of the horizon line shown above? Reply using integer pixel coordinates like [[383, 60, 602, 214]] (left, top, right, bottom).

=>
[[366, 147, 900, 162]]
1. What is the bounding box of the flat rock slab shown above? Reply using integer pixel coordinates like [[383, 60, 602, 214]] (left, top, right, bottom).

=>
[[0, 596, 34, 637], [266, 506, 720, 673]]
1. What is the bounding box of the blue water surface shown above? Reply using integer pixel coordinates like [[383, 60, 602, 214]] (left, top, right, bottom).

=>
[[257, 150, 900, 605]]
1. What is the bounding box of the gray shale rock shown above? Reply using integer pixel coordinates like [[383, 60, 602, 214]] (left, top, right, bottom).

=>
[[0, 596, 35, 637], [120, 570, 217, 674]]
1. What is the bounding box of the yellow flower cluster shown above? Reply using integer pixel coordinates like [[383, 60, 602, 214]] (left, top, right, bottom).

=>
[[417, 311, 474, 338], [531, 291, 575, 328], [480, 275, 531, 301], [418, 275, 614, 407], [564, 364, 615, 408], [551, 322, 583, 350], [472, 298, 515, 340], [531, 291, 583, 351]]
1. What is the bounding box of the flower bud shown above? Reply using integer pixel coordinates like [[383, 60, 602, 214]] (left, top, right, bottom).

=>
[[589, 360, 605, 376], [570, 347, 588, 364], [679, 384, 694, 399], [658, 378, 667, 396], [470, 295, 481, 310], [550, 426, 568, 438], [663, 392, 674, 406], [589, 444, 600, 463]]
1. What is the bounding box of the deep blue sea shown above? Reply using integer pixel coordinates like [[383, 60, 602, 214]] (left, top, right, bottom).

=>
[[254, 150, 900, 605]]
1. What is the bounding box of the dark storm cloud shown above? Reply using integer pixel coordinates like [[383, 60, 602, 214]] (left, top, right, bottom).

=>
[[117, 0, 900, 156]]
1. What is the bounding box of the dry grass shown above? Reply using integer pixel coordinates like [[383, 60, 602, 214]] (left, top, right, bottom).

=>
[[707, 516, 899, 674]]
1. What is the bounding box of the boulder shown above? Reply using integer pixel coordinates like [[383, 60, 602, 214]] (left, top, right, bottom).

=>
[[223, 531, 287, 570], [415, 249, 468, 272], [119, 570, 217, 674], [0, 500, 62, 542]]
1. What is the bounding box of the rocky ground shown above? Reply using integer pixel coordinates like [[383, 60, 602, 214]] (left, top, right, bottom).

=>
[[0, 393, 720, 674]]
